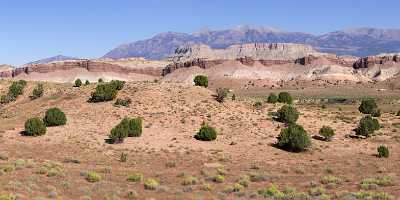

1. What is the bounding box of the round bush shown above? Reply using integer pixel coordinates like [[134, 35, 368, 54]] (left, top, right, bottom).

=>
[[98, 78, 104, 83], [194, 75, 208, 88], [109, 121, 129, 144], [85, 80, 90, 85], [74, 79, 82, 87], [24, 118, 46, 136], [216, 88, 229, 103], [43, 107, 67, 126], [127, 118, 142, 137], [377, 145, 389, 158], [359, 99, 379, 116], [356, 115, 380, 137], [90, 83, 118, 102], [277, 105, 299, 124], [110, 80, 125, 90], [319, 126, 335, 141], [31, 84, 44, 100], [278, 92, 293, 104], [277, 124, 311, 152], [267, 93, 278, 103], [195, 123, 217, 141]]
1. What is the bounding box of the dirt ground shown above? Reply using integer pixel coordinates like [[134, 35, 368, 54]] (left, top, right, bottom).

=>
[[0, 79, 399, 200]]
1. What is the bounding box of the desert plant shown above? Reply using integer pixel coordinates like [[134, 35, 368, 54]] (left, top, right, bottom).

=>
[[144, 178, 159, 190], [277, 124, 311, 152], [24, 118, 46, 136], [126, 117, 143, 137], [85, 80, 90, 85], [359, 99, 380, 116], [110, 80, 125, 90], [31, 84, 44, 99], [215, 88, 228, 103], [85, 171, 101, 182], [5, 80, 27, 101], [377, 145, 389, 158], [74, 79, 82, 87], [98, 78, 104, 83], [254, 101, 262, 110], [278, 92, 293, 104], [276, 105, 299, 124], [397, 110, 400, 116], [120, 152, 128, 162], [127, 173, 143, 182], [109, 120, 129, 143], [89, 83, 118, 102], [43, 107, 67, 127], [355, 115, 380, 137], [267, 93, 278, 103], [194, 75, 208, 88], [319, 126, 335, 141], [114, 98, 131, 107], [195, 122, 217, 141]]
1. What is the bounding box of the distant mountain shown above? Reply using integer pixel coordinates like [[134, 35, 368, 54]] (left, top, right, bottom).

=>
[[103, 26, 400, 59], [27, 55, 80, 65]]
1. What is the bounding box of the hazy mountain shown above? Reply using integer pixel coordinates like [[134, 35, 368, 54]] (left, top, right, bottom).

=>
[[103, 26, 400, 59], [27, 55, 80, 65]]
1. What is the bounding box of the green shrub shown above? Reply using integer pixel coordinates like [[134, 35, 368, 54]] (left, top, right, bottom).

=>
[[215, 88, 228, 103], [267, 93, 278, 103], [319, 126, 335, 141], [195, 122, 217, 141], [31, 84, 44, 100], [254, 101, 262, 110], [321, 175, 342, 185], [277, 124, 311, 152], [194, 75, 208, 88], [43, 107, 67, 126], [109, 120, 129, 143], [8, 80, 26, 99], [127, 173, 143, 182], [126, 117, 143, 137], [85, 80, 90, 85], [24, 118, 46, 136], [377, 145, 389, 158], [278, 92, 293, 104], [74, 79, 82, 87], [110, 80, 125, 90], [355, 115, 380, 137], [144, 179, 159, 190], [360, 176, 392, 188], [396, 110, 400, 116], [212, 175, 225, 183], [89, 83, 118, 102], [359, 99, 381, 117], [276, 105, 299, 124], [114, 98, 131, 107], [98, 78, 104, 83], [4, 80, 27, 102], [85, 171, 101, 182]]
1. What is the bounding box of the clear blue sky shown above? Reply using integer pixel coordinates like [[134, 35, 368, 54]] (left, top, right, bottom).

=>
[[1, 0, 399, 65]]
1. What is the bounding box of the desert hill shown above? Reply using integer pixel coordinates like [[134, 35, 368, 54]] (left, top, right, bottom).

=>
[[0, 79, 399, 199]]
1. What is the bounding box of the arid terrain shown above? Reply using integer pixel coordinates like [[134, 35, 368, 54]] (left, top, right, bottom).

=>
[[0, 78, 399, 200]]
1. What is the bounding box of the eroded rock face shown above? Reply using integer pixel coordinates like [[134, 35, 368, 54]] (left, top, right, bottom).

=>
[[171, 43, 318, 62], [353, 53, 400, 69], [0, 59, 167, 80]]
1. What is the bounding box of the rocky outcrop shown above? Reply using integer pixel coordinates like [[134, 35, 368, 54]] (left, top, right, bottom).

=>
[[0, 59, 167, 80], [353, 53, 400, 69], [171, 43, 318, 62]]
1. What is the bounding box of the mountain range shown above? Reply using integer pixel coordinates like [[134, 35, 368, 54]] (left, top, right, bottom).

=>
[[103, 26, 400, 60]]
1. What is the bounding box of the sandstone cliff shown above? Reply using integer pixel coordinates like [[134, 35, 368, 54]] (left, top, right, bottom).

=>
[[0, 58, 169, 82], [171, 43, 318, 62]]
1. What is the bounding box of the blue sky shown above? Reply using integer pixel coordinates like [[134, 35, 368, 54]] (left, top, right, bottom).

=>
[[1, 0, 399, 65]]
